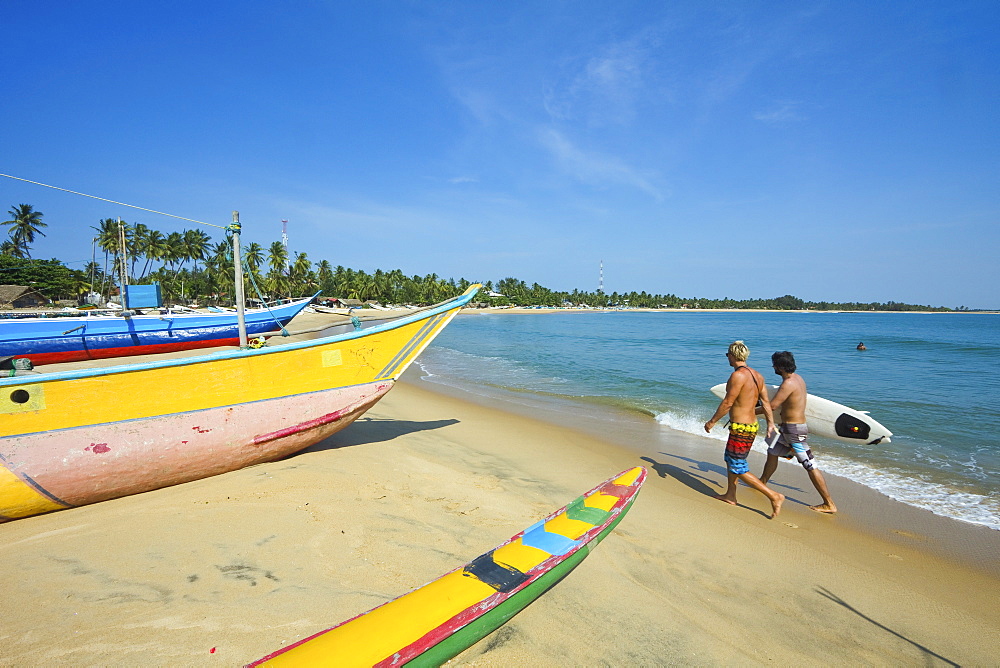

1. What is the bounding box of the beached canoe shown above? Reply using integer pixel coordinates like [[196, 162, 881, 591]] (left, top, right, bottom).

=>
[[0, 295, 314, 365], [248, 466, 646, 667], [0, 285, 479, 522]]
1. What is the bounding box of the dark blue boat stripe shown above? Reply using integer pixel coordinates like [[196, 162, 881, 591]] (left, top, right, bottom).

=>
[[376, 314, 447, 379], [0, 452, 73, 508], [462, 551, 529, 593], [16, 471, 73, 507], [375, 314, 441, 378]]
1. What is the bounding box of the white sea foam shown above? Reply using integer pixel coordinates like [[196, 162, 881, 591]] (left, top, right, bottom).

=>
[[653, 409, 1000, 530], [419, 325, 1000, 532], [654, 409, 772, 453], [820, 455, 1000, 530]]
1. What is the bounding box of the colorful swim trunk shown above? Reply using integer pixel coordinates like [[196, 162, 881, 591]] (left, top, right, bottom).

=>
[[724, 421, 758, 475], [767, 423, 815, 471]]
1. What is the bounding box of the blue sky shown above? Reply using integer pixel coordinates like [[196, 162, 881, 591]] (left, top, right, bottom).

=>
[[2, 1, 998, 308]]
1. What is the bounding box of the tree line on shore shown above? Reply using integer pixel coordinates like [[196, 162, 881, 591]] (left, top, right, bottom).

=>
[[2, 204, 957, 311]]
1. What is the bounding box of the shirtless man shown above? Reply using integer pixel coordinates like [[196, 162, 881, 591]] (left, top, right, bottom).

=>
[[704, 341, 784, 518], [759, 351, 837, 513]]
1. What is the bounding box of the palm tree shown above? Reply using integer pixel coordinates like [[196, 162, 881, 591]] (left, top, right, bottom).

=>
[[183, 229, 211, 272], [129, 223, 150, 278], [316, 259, 333, 294], [266, 241, 288, 297], [205, 241, 234, 303], [68, 270, 92, 304], [91, 218, 131, 296], [139, 230, 167, 279], [0, 239, 19, 257], [163, 231, 185, 275], [290, 252, 314, 295], [3, 204, 47, 258], [92, 218, 120, 296]]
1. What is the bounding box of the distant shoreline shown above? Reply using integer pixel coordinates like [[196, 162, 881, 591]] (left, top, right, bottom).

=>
[[461, 306, 1000, 315]]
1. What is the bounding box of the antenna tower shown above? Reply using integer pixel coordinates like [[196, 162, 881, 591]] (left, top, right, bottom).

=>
[[599, 259, 604, 293], [281, 219, 290, 273]]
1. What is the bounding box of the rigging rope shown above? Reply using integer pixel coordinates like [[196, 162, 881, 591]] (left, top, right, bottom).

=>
[[239, 249, 290, 337], [0, 173, 226, 230]]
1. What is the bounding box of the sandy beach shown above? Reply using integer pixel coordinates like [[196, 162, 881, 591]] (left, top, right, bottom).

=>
[[1, 371, 999, 664], [1, 309, 999, 666]]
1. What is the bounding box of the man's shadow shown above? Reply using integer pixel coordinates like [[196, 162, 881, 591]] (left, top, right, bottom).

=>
[[300, 416, 460, 453], [642, 453, 806, 518]]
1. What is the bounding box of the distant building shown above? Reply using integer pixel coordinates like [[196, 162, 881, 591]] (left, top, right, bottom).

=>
[[321, 297, 364, 309], [0, 285, 49, 309]]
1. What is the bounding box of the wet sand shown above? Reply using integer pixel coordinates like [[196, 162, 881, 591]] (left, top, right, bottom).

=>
[[2, 309, 998, 665]]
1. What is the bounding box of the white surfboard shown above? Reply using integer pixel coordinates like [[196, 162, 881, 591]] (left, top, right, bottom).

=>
[[709, 383, 892, 445]]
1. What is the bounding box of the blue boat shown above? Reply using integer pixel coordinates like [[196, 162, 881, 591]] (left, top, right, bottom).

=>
[[0, 296, 314, 365]]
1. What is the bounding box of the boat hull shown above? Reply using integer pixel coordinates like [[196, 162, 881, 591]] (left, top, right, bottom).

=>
[[0, 286, 479, 521], [0, 381, 390, 519], [0, 296, 313, 365], [249, 467, 646, 667]]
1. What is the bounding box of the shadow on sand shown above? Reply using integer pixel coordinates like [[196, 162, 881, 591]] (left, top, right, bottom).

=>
[[641, 453, 807, 518], [301, 416, 460, 453], [816, 587, 958, 666]]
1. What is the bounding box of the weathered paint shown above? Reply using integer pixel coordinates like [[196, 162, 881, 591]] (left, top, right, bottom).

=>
[[0, 382, 390, 519], [0, 295, 314, 365], [0, 286, 479, 521], [248, 466, 646, 668]]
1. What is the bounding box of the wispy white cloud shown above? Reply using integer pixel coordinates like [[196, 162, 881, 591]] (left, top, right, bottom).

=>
[[754, 101, 805, 124], [544, 28, 664, 126], [538, 128, 663, 199], [448, 175, 479, 184]]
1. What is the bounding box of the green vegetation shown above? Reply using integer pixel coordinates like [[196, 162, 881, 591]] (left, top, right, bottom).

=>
[[0, 255, 89, 302], [0, 204, 955, 311]]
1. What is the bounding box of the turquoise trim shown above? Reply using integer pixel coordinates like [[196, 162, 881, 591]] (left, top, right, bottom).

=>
[[0, 288, 478, 389]]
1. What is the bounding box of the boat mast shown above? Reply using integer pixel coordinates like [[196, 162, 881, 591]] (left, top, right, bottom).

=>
[[230, 211, 248, 347], [118, 217, 130, 309]]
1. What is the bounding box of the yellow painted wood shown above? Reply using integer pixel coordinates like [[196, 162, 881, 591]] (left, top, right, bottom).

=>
[[1, 307, 460, 438], [261, 571, 497, 667], [0, 383, 46, 414], [544, 514, 594, 540], [492, 538, 552, 572], [0, 466, 68, 518], [613, 467, 643, 486], [583, 491, 619, 512]]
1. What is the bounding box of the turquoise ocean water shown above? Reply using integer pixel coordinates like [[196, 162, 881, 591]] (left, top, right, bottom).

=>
[[415, 311, 1000, 530]]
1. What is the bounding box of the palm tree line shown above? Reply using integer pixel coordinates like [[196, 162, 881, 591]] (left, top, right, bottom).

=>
[[4, 204, 952, 311], [83, 217, 479, 306]]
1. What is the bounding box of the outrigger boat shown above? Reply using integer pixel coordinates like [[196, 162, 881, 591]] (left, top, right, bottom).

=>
[[0, 285, 479, 522], [249, 467, 646, 667], [0, 295, 314, 365]]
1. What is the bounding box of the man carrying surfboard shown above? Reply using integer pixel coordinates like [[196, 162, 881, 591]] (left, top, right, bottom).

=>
[[758, 351, 838, 514], [704, 341, 784, 518]]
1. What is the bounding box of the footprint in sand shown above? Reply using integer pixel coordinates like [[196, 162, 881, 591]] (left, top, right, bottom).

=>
[[782, 522, 798, 529], [892, 529, 926, 540], [886, 553, 903, 560]]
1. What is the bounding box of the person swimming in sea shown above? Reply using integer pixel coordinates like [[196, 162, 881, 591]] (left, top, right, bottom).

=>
[[856, 342, 866, 350]]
